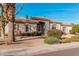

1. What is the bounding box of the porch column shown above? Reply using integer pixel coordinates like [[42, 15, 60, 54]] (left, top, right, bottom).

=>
[[28, 24, 31, 32], [17, 24, 20, 35], [44, 21, 50, 36]]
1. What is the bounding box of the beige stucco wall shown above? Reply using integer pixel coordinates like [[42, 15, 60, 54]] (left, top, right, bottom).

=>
[[30, 24, 37, 32], [49, 23, 54, 30], [61, 26, 72, 34], [49, 23, 61, 30], [56, 24, 61, 30], [60, 26, 64, 31], [49, 22, 72, 34], [44, 21, 50, 36], [49, 23, 53, 30], [45, 21, 50, 31], [19, 24, 26, 33], [5, 23, 26, 34], [65, 26, 72, 34]]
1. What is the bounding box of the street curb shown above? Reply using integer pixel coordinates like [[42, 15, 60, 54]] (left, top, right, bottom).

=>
[[1, 42, 79, 56]]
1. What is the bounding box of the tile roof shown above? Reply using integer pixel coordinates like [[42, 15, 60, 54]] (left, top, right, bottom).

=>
[[30, 17, 50, 21], [14, 17, 72, 27], [49, 19, 62, 24], [61, 23, 72, 27]]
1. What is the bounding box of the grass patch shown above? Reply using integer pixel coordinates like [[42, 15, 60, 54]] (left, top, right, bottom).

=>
[[63, 36, 79, 43]]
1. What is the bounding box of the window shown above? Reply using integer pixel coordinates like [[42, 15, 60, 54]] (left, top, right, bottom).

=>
[[63, 27, 66, 32], [26, 25, 28, 32], [52, 23, 56, 29]]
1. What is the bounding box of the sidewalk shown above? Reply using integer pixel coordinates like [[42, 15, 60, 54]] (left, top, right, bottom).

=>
[[1, 42, 79, 56]]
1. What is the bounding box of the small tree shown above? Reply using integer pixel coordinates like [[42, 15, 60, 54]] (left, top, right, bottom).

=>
[[70, 24, 79, 34], [0, 4, 7, 40]]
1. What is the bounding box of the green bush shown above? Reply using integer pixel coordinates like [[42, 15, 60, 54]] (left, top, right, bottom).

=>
[[70, 30, 75, 34], [37, 31, 43, 36], [21, 32, 43, 36], [47, 29, 64, 39], [21, 32, 32, 36], [31, 32, 37, 36], [62, 38, 72, 43], [44, 36, 59, 44], [71, 36, 79, 42], [63, 36, 79, 43], [70, 24, 79, 34]]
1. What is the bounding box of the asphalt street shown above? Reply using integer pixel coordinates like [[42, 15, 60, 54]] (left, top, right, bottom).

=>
[[35, 47, 79, 56]]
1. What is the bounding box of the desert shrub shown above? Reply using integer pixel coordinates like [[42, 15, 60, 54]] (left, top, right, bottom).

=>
[[21, 32, 32, 36], [21, 32, 43, 36], [37, 31, 43, 36], [47, 29, 64, 39], [31, 32, 37, 36], [44, 36, 59, 44], [63, 36, 79, 43]]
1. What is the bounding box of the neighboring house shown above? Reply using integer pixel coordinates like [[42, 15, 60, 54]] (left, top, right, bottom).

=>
[[5, 17, 72, 35]]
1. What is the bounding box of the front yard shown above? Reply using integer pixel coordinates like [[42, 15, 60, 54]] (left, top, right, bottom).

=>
[[0, 36, 45, 50], [0, 31, 79, 51]]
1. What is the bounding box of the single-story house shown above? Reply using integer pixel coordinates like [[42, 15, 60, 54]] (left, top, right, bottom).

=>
[[5, 17, 72, 36]]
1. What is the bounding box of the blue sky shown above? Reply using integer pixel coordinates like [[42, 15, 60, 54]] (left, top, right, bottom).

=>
[[15, 3, 79, 24]]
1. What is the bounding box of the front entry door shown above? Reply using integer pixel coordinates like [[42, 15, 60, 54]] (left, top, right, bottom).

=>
[[37, 22, 45, 34]]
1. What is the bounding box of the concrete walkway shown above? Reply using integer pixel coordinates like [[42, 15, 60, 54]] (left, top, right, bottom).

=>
[[1, 42, 79, 56]]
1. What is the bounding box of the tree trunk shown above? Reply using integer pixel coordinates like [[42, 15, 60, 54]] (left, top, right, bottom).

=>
[[6, 3, 15, 44], [7, 21, 15, 43]]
